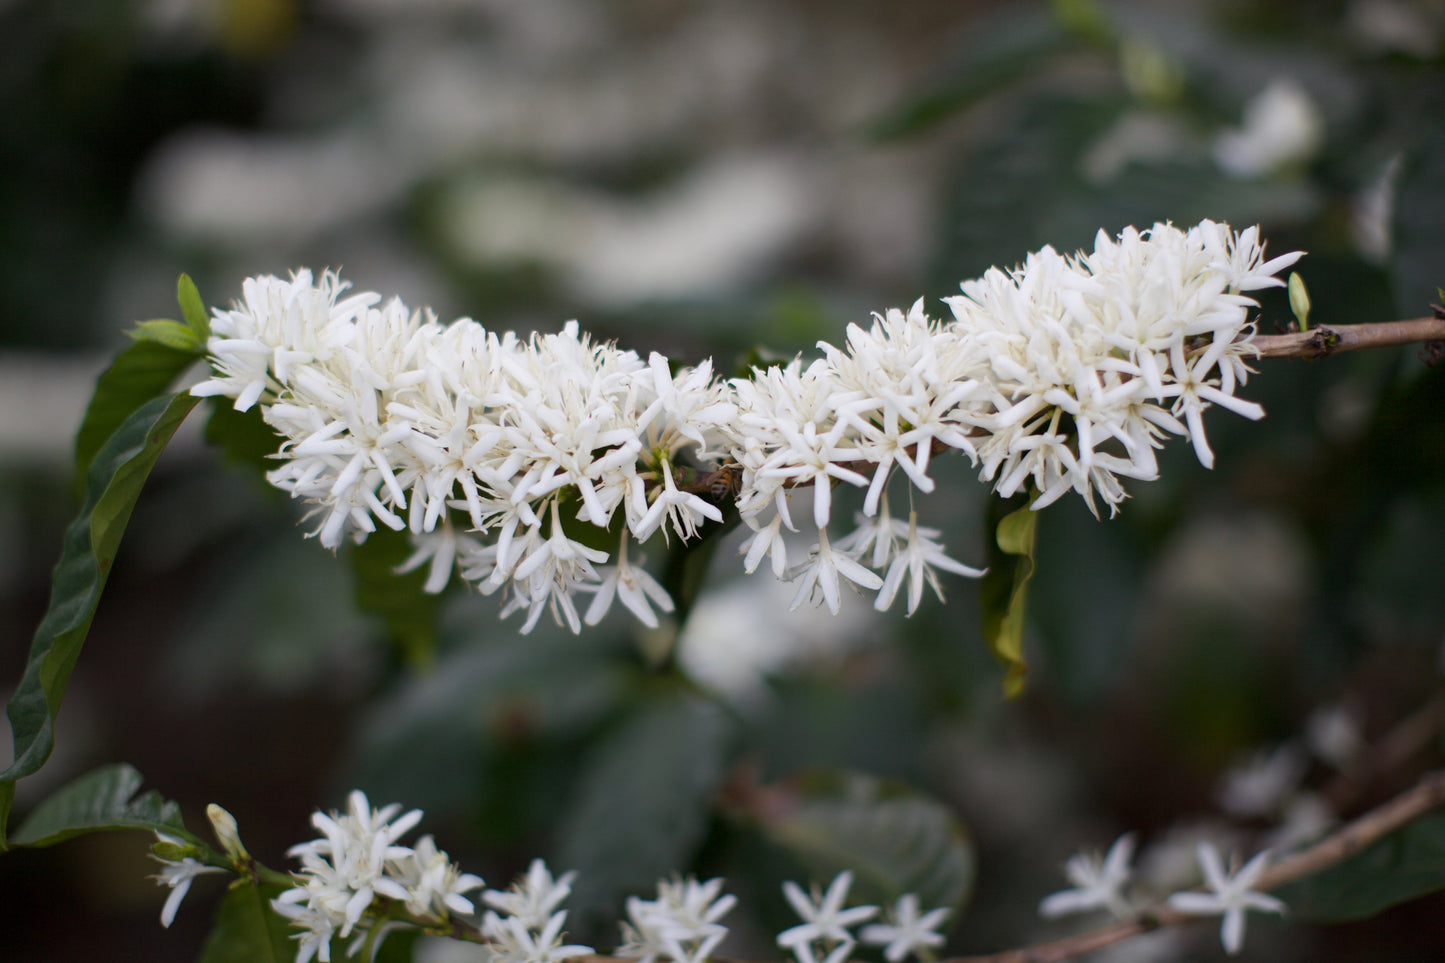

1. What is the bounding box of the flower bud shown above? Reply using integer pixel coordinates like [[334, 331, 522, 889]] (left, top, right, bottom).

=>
[[1289, 272, 1311, 331], [207, 804, 248, 863]]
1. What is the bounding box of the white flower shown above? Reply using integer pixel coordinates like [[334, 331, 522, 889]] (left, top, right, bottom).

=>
[[485, 910, 594, 963], [1039, 832, 1136, 920], [483, 859, 578, 931], [584, 535, 675, 629], [619, 876, 737, 963], [1217, 745, 1306, 819], [1213, 78, 1324, 179], [777, 871, 879, 963], [1166, 844, 1285, 955], [150, 832, 227, 928], [787, 527, 884, 615], [386, 834, 485, 920], [871, 510, 985, 615], [273, 791, 423, 951], [859, 894, 950, 963]]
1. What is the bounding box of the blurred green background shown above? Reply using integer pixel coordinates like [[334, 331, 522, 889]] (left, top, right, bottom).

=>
[[3, 0, 1445, 960]]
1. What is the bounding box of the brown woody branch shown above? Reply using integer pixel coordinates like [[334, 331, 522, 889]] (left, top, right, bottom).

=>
[[1252, 313, 1445, 359], [948, 768, 1445, 963]]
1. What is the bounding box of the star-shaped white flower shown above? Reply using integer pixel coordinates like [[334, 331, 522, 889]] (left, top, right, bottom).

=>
[[1167, 843, 1285, 955], [859, 893, 950, 963], [1038, 832, 1137, 920], [777, 871, 878, 963], [150, 832, 227, 928]]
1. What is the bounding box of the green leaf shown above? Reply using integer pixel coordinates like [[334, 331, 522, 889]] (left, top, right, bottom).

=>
[[10, 763, 191, 847], [1, 392, 200, 848], [199, 881, 299, 963], [178, 273, 211, 341], [553, 689, 735, 938], [978, 501, 1039, 697], [869, 11, 1082, 140], [755, 770, 975, 915], [204, 397, 283, 479], [1274, 813, 1445, 923], [128, 318, 202, 352], [72, 340, 200, 497], [349, 528, 446, 669]]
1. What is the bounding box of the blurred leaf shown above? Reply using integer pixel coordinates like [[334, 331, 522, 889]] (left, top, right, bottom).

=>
[[349, 529, 447, 668], [553, 689, 736, 938], [72, 340, 199, 497], [127, 318, 203, 352], [204, 398, 283, 479], [1, 392, 200, 848], [754, 770, 974, 916], [199, 881, 297, 963], [1393, 130, 1445, 317], [979, 502, 1038, 697], [10, 763, 192, 847], [1275, 813, 1445, 922], [178, 272, 211, 341], [871, 11, 1081, 140], [350, 631, 630, 819]]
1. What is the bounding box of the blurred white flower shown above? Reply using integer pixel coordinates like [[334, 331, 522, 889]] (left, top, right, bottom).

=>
[[619, 876, 737, 963], [1213, 79, 1325, 179], [777, 871, 878, 963], [1039, 832, 1136, 920], [1217, 744, 1306, 819], [1167, 844, 1285, 955], [483, 860, 579, 931], [859, 893, 950, 963], [1306, 704, 1365, 771]]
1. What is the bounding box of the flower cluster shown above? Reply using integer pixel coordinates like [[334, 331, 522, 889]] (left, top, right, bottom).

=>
[[150, 792, 955, 963], [270, 791, 483, 962], [1040, 833, 1285, 956], [193, 220, 1300, 632], [776, 871, 951, 963]]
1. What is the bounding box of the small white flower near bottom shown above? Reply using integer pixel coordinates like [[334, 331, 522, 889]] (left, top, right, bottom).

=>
[[1038, 832, 1136, 920], [1166, 843, 1285, 955], [859, 893, 951, 963], [777, 871, 879, 963]]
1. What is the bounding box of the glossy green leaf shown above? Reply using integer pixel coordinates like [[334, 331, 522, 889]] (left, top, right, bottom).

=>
[[756, 770, 975, 915], [553, 689, 735, 938], [10, 763, 192, 847], [128, 318, 202, 352], [72, 340, 199, 496], [1275, 813, 1445, 922], [199, 881, 299, 963], [1, 392, 200, 848], [178, 272, 212, 341], [979, 501, 1038, 697]]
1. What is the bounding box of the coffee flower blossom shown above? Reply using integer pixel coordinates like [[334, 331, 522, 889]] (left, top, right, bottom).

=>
[[193, 220, 1300, 633]]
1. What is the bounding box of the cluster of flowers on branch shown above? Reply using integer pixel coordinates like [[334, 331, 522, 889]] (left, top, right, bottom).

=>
[[192, 220, 1300, 633], [150, 792, 952, 963]]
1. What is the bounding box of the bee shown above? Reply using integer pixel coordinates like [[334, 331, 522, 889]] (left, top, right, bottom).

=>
[[707, 463, 744, 503]]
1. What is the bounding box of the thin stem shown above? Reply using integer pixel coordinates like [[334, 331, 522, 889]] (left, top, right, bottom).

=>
[[947, 768, 1445, 963], [1251, 315, 1445, 359]]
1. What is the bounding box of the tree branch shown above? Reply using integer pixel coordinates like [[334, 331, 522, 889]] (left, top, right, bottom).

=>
[[947, 769, 1445, 963], [1252, 314, 1445, 359]]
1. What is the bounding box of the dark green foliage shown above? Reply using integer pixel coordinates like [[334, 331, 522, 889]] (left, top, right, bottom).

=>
[[198, 882, 300, 963], [553, 689, 736, 939], [11, 763, 192, 848], [1276, 814, 1445, 922], [0, 392, 199, 847]]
